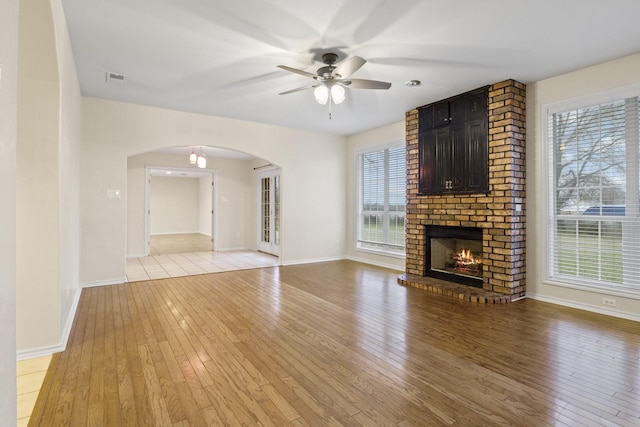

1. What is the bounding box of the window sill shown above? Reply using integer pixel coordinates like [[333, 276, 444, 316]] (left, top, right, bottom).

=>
[[543, 278, 640, 300], [354, 246, 406, 259]]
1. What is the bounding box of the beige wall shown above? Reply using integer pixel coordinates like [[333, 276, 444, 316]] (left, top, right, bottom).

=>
[[0, 0, 18, 420], [17, 0, 61, 352], [527, 53, 640, 320], [150, 176, 200, 234], [16, 0, 82, 356], [52, 0, 82, 335], [83, 98, 347, 284], [346, 121, 406, 272]]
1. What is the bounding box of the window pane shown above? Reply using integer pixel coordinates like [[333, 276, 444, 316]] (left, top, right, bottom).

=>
[[549, 96, 640, 292], [357, 145, 406, 255]]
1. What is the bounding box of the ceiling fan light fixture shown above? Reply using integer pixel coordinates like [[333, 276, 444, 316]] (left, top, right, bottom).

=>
[[314, 85, 329, 105], [331, 85, 346, 104], [189, 148, 197, 164]]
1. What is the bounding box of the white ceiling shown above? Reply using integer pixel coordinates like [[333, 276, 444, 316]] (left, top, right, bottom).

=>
[[61, 0, 640, 136]]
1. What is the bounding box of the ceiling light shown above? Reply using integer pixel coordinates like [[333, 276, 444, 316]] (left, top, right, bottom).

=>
[[314, 85, 329, 105], [405, 79, 422, 87], [165, 171, 172, 175], [331, 85, 346, 104], [189, 148, 197, 164], [314, 84, 347, 105], [197, 150, 206, 168]]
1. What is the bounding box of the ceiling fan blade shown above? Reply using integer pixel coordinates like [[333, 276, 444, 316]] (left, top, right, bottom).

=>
[[278, 84, 318, 95], [344, 78, 392, 90], [333, 56, 366, 79], [277, 65, 317, 79]]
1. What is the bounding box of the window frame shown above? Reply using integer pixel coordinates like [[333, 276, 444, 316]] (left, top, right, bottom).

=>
[[354, 141, 406, 258], [542, 83, 640, 298]]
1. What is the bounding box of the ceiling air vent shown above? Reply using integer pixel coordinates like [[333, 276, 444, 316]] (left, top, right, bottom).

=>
[[105, 72, 126, 84]]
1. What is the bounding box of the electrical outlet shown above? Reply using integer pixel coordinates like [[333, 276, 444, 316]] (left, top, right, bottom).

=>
[[602, 298, 616, 307]]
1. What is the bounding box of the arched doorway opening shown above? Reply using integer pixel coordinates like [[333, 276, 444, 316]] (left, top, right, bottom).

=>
[[126, 146, 281, 281]]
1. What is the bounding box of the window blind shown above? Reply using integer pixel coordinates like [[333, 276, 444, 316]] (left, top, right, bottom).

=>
[[356, 144, 406, 255], [548, 96, 640, 292]]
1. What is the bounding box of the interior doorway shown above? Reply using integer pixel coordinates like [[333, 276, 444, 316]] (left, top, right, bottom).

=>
[[257, 168, 280, 256], [145, 167, 215, 256]]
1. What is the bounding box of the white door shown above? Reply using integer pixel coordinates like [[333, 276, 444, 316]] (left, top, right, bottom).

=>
[[257, 169, 280, 256]]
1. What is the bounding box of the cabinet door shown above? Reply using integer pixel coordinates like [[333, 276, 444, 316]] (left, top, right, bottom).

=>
[[465, 118, 488, 192], [449, 121, 466, 191], [418, 131, 435, 194], [419, 101, 450, 130], [433, 127, 452, 193], [419, 126, 451, 194]]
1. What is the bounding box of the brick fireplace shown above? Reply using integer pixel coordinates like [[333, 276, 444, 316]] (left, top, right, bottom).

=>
[[399, 80, 526, 302]]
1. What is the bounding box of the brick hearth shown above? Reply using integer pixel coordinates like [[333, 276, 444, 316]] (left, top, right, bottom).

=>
[[401, 79, 526, 301]]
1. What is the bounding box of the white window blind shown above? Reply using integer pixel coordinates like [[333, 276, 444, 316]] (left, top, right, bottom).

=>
[[356, 144, 406, 255], [547, 95, 640, 293]]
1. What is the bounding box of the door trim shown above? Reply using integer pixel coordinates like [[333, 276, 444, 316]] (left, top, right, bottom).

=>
[[144, 166, 217, 256]]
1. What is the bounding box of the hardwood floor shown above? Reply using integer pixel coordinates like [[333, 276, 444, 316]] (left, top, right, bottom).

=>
[[30, 261, 640, 426], [150, 233, 212, 255]]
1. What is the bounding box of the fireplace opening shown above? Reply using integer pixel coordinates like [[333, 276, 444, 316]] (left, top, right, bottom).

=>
[[426, 226, 483, 288]]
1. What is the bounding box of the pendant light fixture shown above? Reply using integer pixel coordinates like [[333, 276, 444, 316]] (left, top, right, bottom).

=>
[[196, 149, 206, 169]]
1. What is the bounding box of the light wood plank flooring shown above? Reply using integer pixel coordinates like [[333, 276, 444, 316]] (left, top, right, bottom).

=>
[[150, 233, 212, 256], [17, 355, 52, 426], [30, 261, 640, 426]]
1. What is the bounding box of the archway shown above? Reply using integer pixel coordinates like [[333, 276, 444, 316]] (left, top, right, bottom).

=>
[[125, 145, 280, 281]]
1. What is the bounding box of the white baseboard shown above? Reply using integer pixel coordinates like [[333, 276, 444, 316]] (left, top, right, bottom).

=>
[[17, 344, 63, 361], [217, 246, 251, 252], [82, 277, 127, 288], [150, 231, 201, 236], [526, 292, 640, 322], [17, 287, 82, 361], [346, 255, 405, 272], [280, 256, 345, 266], [127, 253, 145, 258]]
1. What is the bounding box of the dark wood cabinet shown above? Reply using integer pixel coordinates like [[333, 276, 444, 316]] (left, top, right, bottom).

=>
[[418, 86, 489, 195]]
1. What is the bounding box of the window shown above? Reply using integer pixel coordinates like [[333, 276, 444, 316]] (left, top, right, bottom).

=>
[[546, 91, 640, 294], [356, 144, 406, 255]]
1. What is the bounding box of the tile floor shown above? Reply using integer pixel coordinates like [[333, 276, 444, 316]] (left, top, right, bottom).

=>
[[17, 355, 52, 426], [127, 250, 279, 282]]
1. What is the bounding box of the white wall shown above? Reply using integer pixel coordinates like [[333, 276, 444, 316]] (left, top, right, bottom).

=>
[[150, 176, 200, 234], [0, 0, 18, 421], [346, 121, 406, 271], [527, 53, 640, 320], [85, 99, 346, 284], [199, 174, 212, 237], [52, 0, 82, 352], [16, 0, 82, 356], [17, 0, 61, 353]]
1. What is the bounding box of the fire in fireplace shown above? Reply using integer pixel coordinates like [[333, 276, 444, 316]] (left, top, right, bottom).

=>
[[445, 248, 483, 277], [426, 226, 483, 287]]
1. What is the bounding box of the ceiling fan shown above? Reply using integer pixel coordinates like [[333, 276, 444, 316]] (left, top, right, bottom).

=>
[[277, 53, 391, 110]]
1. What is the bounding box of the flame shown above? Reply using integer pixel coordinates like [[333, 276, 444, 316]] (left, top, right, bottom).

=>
[[455, 249, 482, 265]]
